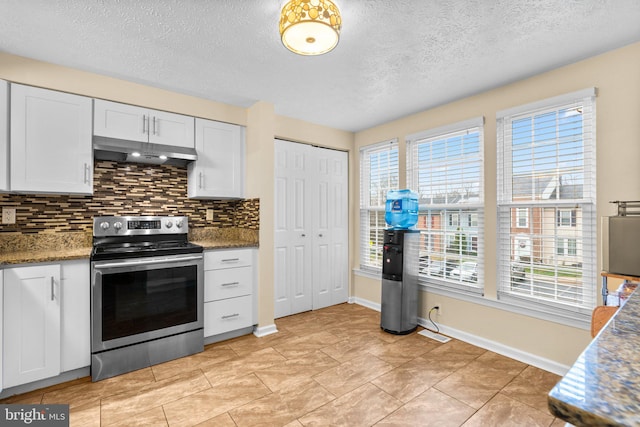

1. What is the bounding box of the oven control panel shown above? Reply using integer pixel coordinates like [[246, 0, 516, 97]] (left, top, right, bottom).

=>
[[94, 216, 188, 236]]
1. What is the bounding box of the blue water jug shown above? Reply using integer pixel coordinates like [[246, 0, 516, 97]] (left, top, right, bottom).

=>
[[385, 189, 418, 229]]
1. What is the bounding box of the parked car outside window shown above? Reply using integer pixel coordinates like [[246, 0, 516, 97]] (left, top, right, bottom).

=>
[[450, 261, 478, 282], [511, 263, 526, 283]]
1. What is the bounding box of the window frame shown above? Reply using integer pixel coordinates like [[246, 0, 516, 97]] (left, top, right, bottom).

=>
[[496, 88, 597, 323], [359, 139, 399, 272], [407, 117, 485, 296]]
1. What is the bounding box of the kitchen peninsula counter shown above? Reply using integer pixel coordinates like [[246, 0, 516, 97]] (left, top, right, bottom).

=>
[[548, 291, 640, 426]]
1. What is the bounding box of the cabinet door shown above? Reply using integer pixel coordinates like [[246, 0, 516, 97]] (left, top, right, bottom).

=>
[[204, 295, 252, 337], [60, 260, 90, 372], [205, 266, 253, 302], [204, 248, 253, 270], [0, 80, 8, 192], [149, 110, 194, 149], [188, 119, 244, 199], [11, 84, 93, 194], [3, 264, 61, 388], [93, 99, 148, 142]]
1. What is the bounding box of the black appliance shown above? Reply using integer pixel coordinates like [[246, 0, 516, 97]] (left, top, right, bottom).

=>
[[90, 216, 204, 381], [381, 229, 419, 334]]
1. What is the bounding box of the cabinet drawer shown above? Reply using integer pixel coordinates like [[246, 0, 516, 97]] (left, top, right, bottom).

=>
[[205, 249, 252, 270], [204, 295, 252, 337], [205, 266, 252, 302]]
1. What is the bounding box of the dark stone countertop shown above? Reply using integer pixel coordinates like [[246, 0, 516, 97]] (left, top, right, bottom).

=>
[[548, 293, 640, 426]]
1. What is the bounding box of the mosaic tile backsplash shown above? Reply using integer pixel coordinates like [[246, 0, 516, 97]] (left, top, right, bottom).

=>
[[0, 160, 259, 234]]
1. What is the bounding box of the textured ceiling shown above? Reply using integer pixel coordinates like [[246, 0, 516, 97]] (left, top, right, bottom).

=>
[[1, 1, 640, 132]]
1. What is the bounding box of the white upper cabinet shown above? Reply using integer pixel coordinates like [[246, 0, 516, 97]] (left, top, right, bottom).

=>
[[10, 84, 93, 194], [188, 118, 244, 199], [94, 99, 195, 148], [0, 80, 7, 192]]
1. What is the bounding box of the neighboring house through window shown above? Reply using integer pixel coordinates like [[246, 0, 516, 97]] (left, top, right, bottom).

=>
[[497, 88, 597, 323], [407, 117, 484, 293]]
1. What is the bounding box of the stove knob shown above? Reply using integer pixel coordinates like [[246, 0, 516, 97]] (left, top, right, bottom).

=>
[[100, 221, 110, 230], [175, 219, 184, 228], [113, 221, 123, 231], [165, 220, 173, 229]]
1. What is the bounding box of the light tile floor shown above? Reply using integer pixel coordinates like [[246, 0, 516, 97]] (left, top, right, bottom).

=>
[[1, 303, 568, 426]]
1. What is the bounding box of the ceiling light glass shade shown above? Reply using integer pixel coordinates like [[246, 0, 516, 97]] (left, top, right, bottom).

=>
[[280, 0, 342, 56]]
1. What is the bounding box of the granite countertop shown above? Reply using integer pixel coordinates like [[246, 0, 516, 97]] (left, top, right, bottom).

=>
[[548, 293, 640, 426], [191, 239, 258, 250], [0, 232, 93, 266], [0, 247, 94, 265], [0, 228, 258, 266]]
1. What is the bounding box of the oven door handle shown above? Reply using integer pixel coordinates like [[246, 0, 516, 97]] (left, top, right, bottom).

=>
[[93, 255, 203, 269]]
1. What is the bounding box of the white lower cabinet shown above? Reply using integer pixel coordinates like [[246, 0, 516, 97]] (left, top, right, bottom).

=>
[[204, 295, 253, 337], [60, 260, 90, 372], [203, 248, 255, 338], [3, 264, 61, 388], [2, 259, 90, 389]]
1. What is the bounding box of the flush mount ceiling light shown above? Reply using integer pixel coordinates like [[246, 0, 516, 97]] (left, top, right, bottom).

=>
[[279, 0, 342, 56]]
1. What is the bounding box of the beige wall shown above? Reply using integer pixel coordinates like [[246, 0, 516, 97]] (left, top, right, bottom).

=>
[[352, 41, 640, 367]]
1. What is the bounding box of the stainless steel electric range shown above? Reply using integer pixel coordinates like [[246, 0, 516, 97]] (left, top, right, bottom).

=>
[[90, 215, 204, 381]]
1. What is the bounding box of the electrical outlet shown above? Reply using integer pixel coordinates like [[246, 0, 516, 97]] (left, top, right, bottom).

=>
[[206, 208, 214, 221], [2, 207, 16, 224], [433, 304, 442, 316]]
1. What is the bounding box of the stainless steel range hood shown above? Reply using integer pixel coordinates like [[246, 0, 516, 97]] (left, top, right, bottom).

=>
[[93, 136, 198, 167]]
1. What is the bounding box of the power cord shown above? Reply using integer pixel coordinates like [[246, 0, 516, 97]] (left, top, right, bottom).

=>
[[427, 306, 440, 333]]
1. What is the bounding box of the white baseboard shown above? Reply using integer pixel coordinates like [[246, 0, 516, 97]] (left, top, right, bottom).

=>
[[253, 323, 278, 338], [353, 297, 570, 376], [351, 296, 381, 312]]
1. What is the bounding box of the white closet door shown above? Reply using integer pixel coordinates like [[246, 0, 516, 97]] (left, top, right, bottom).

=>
[[312, 147, 348, 309], [274, 140, 313, 318], [274, 140, 348, 318]]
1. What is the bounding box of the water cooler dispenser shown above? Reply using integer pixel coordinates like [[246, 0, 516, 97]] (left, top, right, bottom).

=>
[[380, 189, 419, 335]]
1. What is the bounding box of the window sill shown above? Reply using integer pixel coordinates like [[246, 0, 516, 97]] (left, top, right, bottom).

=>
[[353, 268, 381, 280]]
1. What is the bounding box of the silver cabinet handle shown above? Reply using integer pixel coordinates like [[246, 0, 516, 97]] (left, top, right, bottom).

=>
[[50, 276, 55, 301], [221, 258, 240, 263], [143, 115, 148, 134], [152, 116, 157, 135], [84, 163, 91, 184], [199, 172, 203, 189], [301, 234, 306, 237], [221, 313, 240, 320], [221, 282, 240, 287]]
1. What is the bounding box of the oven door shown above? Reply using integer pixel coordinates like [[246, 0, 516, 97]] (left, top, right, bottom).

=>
[[91, 253, 203, 353]]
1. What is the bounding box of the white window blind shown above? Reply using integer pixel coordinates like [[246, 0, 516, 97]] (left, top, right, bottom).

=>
[[360, 140, 399, 271], [407, 117, 484, 294], [497, 88, 597, 320]]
